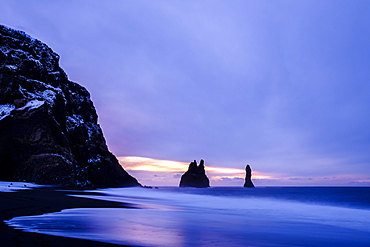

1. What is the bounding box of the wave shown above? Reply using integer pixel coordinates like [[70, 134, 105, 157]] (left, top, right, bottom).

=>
[[6, 187, 370, 246]]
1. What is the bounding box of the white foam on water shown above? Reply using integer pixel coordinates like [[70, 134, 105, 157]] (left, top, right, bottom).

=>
[[84, 187, 370, 232], [6, 187, 370, 247], [0, 181, 46, 192]]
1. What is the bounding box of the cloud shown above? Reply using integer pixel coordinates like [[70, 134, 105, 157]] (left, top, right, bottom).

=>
[[348, 180, 370, 186], [1, 0, 370, 180], [212, 177, 244, 181], [119, 156, 270, 186], [288, 178, 314, 181], [118, 156, 370, 187]]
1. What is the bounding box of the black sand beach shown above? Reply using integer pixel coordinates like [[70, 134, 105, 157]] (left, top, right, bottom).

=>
[[0, 187, 133, 247], [2, 186, 370, 247]]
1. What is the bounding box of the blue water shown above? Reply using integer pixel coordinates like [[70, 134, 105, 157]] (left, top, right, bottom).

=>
[[163, 186, 370, 210], [6, 187, 370, 246]]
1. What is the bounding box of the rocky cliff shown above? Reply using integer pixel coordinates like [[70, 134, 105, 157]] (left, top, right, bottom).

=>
[[179, 159, 210, 188], [244, 164, 255, 187], [0, 25, 140, 187]]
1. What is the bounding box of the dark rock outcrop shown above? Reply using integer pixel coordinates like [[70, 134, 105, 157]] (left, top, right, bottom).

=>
[[244, 164, 255, 187], [0, 25, 140, 187], [179, 159, 210, 188]]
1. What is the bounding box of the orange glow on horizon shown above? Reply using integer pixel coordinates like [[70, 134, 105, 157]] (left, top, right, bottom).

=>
[[118, 156, 271, 180], [118, 156, 189, 172], [117, 157, 369, 186]]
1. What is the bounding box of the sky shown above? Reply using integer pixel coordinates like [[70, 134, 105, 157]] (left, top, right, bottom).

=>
[[1, 0, 370, 186]]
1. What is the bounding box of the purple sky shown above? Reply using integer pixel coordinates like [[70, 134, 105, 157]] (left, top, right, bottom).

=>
[[1, 0, 370, 185]]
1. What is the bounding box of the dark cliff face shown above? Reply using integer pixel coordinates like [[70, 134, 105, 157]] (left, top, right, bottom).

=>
[[0, 25, 140, 187], [179, 159, 210, 188], [244, 165, 255, 187]]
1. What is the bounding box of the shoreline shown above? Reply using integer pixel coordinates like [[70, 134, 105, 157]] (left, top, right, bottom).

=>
[[2, 186, 370, 246], [0, 187, 134, 247]]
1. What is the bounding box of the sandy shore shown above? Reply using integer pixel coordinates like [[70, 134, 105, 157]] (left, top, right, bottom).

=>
[[0, 186, 134, 247]]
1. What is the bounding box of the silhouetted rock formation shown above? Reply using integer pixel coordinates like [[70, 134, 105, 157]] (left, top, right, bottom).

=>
[[244, 164, 255, 187], [179, 159, 210, 188], [0, 25, 140, 188]]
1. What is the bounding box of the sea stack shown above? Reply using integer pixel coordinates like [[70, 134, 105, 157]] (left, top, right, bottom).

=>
[[244, 165, 255, 187], [0, 25, 140, 188], [179, 159, 210, 188]]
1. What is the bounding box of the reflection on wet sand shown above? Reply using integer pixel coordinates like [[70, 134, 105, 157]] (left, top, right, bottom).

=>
[[6, 187, 370, 247]]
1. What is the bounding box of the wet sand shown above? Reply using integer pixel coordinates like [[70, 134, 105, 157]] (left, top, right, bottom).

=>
[[3, 186, 370, 246], [0, 187, 133, 247]]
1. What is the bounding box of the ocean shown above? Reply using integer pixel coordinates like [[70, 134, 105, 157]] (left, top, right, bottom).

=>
[[6, 187, 370, 247]]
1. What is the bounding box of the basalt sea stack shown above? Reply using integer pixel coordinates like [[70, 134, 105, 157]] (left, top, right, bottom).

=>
[[179, 159, 210, 188], [244, 164, 255, 187], [0, 25, 140, 187]]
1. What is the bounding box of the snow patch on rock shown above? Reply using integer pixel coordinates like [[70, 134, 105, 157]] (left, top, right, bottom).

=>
[[0, 104, 15, 120], [88, 154, 102, 164], [17, 99, 45, 111], [66, 114, 85, 130]]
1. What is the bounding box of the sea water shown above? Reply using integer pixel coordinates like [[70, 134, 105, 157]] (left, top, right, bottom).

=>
[[0, 181, 47, 192], [6, 187, 370, 246]]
